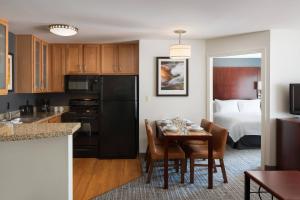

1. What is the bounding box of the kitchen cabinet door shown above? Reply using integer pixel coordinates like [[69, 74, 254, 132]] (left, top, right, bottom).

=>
[[66, 44, 82, 74], [101, 44, 118, 74], [49, 44, 65, 92], [41, 41, 49, 92], [0, 19, 8, 95], [83, 44, 100, 74], [118, 44, 138, 74], [33, 37, 42, 93]]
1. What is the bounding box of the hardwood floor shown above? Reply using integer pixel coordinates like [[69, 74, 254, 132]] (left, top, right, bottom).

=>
[[73, 158, 142, 200]]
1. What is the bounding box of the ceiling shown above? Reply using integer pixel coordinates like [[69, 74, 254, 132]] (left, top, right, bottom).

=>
[[1, 0, 300, 43]]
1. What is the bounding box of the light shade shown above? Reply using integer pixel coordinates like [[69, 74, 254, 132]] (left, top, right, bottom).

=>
[[49, 24, 78, 36], [170, 44, 191, 59]]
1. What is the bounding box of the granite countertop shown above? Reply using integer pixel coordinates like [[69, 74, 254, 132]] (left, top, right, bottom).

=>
[[0, 123, 81, 142]]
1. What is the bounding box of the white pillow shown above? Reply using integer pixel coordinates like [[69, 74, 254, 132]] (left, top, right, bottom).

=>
[[214, 99, 239, 113], [238, 99, 261, 113]]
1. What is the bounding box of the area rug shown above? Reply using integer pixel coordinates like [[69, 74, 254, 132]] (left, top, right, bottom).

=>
[[94, 147, 273, 200]]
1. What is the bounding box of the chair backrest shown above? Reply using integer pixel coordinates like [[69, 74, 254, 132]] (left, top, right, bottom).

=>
[[144, 119, 156, 154], [211, 123, 228, 157], [201, 119, 213, 133]]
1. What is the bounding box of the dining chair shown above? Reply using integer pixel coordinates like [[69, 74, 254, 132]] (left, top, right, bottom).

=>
[[182, 119, 213, 172], [144, 119, 186, 184], [144, 120, 165, 171], [186, 123, 228, 184], [184, 119, 213, 146]]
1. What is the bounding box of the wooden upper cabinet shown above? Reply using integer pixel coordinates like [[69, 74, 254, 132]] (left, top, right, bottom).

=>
[[101, 43, 138, 75], [41, 41, 49, 92], [49, 44, 65, 92], [0, 19, 8, 95], [83, 44, 100, 74], [65, 44, 100, 75], [101, 44, 118, 74], [118, 44, 138, 74], [66, 44, 82, 74], [15, 35, 48, 93]]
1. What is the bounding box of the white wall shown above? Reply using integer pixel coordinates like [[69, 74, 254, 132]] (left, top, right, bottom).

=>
[[269, 30, 300, 165], [139, 39, 206, 152], [0, 135, 73, 200], [205, 31, 271, 167]]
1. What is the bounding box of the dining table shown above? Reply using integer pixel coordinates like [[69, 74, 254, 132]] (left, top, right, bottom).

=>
[[156, 120, 214, 189]]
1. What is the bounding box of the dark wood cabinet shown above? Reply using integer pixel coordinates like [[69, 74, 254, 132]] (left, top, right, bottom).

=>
[[276, 118, 300, 170]]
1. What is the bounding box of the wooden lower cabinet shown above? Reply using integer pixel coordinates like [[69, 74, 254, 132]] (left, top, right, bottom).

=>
[[49, 44, 65, 92], [48, 115, 61, 123], [39, 115, 61, 123], [276, 118, 300, 170]]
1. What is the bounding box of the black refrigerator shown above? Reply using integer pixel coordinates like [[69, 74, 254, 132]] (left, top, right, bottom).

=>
[[98, 75, 139, 159]]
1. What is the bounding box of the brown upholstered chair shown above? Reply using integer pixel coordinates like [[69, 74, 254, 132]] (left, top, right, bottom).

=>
[[144, 120, 164, 171], [145, 119, 186, 184], [184, 119, 213, 145], [187, 123, 228, 184]]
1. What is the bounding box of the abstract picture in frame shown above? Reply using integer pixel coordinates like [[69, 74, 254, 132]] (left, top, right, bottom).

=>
[[8, 53, 13, 91], [156, 57, 188, 96]]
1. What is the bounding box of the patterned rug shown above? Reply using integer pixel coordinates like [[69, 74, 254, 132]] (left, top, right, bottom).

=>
[[94, 147, 273, 200]]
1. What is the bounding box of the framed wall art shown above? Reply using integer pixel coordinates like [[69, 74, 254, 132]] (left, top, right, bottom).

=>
[[156, 57, 188, 96]]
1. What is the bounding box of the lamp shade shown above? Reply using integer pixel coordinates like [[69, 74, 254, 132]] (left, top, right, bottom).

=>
[[170, 44, 191, 59]]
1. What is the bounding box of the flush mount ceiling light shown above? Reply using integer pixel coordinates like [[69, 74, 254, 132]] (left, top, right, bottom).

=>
[[49, 24, 78, 36], [170, 29, 191, 59]]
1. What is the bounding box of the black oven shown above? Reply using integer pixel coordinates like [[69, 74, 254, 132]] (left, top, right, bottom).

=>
[[65, 75, 101, 94], [62, 98, 100, 157]]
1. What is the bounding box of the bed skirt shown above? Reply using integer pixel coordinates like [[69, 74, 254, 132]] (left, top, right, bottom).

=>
[[227, 135, 261, 149]]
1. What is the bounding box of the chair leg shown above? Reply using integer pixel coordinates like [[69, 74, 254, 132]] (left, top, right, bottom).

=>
[[184, 158, 188, 173], [175, 160, 179, 173], [145, 145, 149, 161], [213, 159, 217, 173], [145, 153, 150, 172], [220, 159, 228, 183], [190, 157, 194, 183], [181, 159, 185, 183], [146, 159, 154, 183]]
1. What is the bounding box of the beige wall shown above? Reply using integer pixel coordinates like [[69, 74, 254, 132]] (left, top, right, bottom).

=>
[[205, 31, 271, 166], [269, 30, 300, 165], [138, 39, 206, 152]]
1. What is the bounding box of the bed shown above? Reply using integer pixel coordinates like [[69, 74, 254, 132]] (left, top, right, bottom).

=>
[[213, 99, 261, 149]]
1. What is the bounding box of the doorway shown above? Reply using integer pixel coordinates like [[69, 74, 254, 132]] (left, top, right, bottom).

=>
[[207, 50, 267, 169]]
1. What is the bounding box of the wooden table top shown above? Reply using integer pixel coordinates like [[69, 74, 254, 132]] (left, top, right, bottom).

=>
[[156, 123, 212, 138], [245, 171, 300, 200]]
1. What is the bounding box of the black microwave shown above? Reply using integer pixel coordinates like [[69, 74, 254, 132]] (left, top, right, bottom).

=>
[[65, 75, 101, 94]]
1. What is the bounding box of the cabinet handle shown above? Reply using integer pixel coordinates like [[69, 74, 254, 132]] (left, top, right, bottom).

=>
[[83, 64, 86, 72]]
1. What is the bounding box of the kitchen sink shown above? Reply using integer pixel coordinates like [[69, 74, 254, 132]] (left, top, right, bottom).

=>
[[0, 117, 41, 124]]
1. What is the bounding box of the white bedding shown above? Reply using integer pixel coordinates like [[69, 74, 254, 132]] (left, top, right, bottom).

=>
[[213, 112, 261, 142]]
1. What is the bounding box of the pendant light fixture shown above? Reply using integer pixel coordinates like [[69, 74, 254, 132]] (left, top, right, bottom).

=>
[[49, 24, 78, 36], [170, 29, 191, 59]]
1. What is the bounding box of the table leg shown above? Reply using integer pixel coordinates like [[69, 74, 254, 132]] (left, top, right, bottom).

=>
[[244, 173, 250, 200], [164, 139, 169, 189], [208, 137, 213, 189]]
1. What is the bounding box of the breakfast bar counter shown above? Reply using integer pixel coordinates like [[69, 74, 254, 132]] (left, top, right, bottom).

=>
[[0, 123, 80, 200], [0, 122, 80, 141]]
